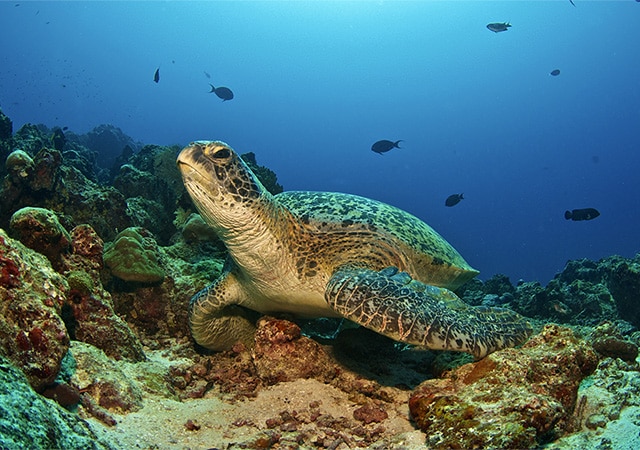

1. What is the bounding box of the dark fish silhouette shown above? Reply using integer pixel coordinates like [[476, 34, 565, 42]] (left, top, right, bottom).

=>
[[204, 71, 211, 79], [487, 22, 511, 33], [209, 84, 234, 101], [371, 139, 403, 155], [153, 68, 160, 83], [550, 69, 561, 76], [569, 0, 576, 7], [565, 208, 600, 221], [445, 193, 464, 207]]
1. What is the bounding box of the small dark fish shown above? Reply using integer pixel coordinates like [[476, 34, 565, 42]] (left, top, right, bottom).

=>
[[204, 71, 211, 79], [371, 139, 403, 155], [153, 67, 160, 83], [487, 22, 511, 33], [62, 126, 68, 131], [564, 208, 600, 221], [550, 69, 561, 76], [569, 0, 576, 6], [209, 84, 234, 101], [445, 193, 464, 207]]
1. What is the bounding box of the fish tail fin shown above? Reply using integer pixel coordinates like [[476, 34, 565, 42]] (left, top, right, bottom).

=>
[[460, 193, 464, 199], [394, 140, 403, 149], [209, 84, 215, 92], [564, 210, 572, 220]]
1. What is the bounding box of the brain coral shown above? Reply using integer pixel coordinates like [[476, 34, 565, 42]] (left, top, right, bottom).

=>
[[103, 227, 165, 284]]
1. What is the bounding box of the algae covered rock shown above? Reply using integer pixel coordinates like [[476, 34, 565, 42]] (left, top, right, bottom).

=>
[[65, 276, 146, 362], [0, 108, 12, 141], [70, 341, 144, 415], [589, 321, 638, 362], [9, 206, 71, 270], [409, 325, 598, 449], [30, 147, 63, 191], [603, 255, 640, 327], [252, 317, 338, 385], [103, 227, 165, 284], [110, 240, 225, 339], [0, 228, 70, 390], [5, 149, 34, 182], [0, 355, 113, 450], [61, 224, 145, 362]]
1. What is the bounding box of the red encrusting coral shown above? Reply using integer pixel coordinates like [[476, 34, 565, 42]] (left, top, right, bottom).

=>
[[0, 246, 21, 289]]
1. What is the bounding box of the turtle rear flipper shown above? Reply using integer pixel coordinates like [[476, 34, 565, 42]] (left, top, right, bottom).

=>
[[326, 267, 533, 359]]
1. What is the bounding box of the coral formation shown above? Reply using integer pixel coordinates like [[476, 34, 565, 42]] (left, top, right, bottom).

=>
[[0, 150, 132, 243], [459, 254, 640, 330], [0, 355, 114, 449], [70, 341, 144, 416], [252, 316, 339, 385], [0, 109, 12, 141], [2, 107, 640, 448], [9, 206, 71, 270], [0, 229, 70, 390], [409, 325, 599, 449], [79, 123, 141, 172], [5, 149, 34, 182], [103, 227, 165, 284], [589, 321, 638, 362]]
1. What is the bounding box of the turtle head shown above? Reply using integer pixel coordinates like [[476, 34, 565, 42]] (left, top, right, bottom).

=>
[[176, 141, 269, 235]]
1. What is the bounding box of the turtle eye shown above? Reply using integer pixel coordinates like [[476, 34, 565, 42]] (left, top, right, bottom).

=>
[[212, 147, 231, 159]]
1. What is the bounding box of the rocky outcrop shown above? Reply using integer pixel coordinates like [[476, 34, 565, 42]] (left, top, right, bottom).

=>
[[409, 325, 599, 449]]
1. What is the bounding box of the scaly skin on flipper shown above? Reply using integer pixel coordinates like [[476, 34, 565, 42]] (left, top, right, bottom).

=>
[[177, 140, 532, 357], [188, 268, 259, 351], [326, 267, 533, 359]]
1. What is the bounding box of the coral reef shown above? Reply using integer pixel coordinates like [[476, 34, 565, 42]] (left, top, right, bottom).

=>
[[547, 355, 640, 449], [589, 321, 638, 362], [0, 229, 69, 390], [5, 149, 33, 182], [409, 325, 599, 449], [70, 341, 144, 417], [0, 109, 12, 141], [459, 254, 640, 330], [103, 227, 165, 285], [78, 123, 141, 173], [0, 355, 114, 450], [9, 206, 71, 270], [2, 107, 640, 448], [252, 316, 339, 384], [0, 135, 132, 242]]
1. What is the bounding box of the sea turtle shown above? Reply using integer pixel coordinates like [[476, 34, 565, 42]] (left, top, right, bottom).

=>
[[177, 141, 532, 358]]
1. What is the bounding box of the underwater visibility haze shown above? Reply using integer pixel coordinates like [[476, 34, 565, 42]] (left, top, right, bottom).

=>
[[1, 0, 639, 284], [5, 2, 640, 449]]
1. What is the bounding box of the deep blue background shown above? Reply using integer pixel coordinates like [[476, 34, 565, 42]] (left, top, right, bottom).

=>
[[1, 1, 639, 284]]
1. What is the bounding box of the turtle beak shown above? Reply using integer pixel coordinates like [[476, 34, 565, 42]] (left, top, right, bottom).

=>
[[176, 142, 206, 172], [177, 142, 218, 197]]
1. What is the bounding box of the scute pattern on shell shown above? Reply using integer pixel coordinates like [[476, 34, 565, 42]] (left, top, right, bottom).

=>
[[276, 191, 478, 289]]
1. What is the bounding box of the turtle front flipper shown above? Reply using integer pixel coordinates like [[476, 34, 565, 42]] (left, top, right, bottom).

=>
[[326, 267, 533, 359], [189, 269, 259, 351]]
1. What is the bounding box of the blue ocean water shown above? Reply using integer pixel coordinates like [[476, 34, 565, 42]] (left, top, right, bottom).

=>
[[1, 1, 638, 285]]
